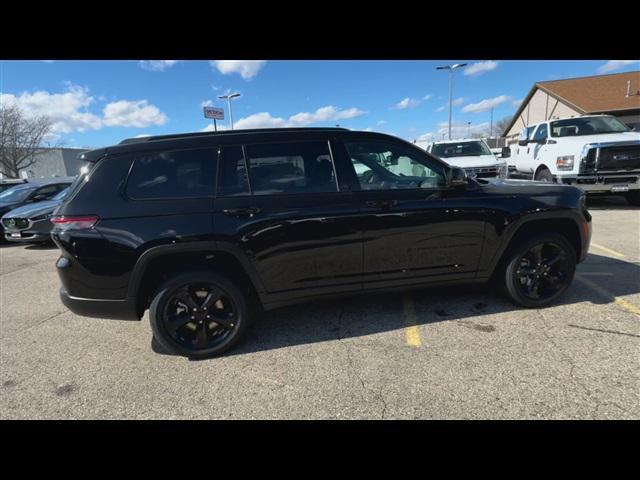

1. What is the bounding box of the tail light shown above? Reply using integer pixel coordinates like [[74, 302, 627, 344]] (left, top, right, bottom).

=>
[[50, 215, 99, 230]]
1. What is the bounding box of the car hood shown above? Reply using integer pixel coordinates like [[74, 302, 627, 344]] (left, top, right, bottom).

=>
[[0, 202, 21, 216], [443, 154, 502, 168], [1, 199, 60, 219]]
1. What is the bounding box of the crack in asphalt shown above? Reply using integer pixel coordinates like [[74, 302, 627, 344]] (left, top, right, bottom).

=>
[[537, 308, 599, 418], [1, 310, 67, 340]]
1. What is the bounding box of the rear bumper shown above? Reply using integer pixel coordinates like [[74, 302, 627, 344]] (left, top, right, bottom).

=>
[[59, 287, 139, 321]]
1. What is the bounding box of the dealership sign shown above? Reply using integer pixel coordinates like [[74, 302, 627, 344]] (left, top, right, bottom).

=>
[[203, 106, 225, 120]]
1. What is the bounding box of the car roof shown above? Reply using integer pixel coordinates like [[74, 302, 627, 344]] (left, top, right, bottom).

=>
[[432, 138, 487, 144], [79, 128, 436, 163]]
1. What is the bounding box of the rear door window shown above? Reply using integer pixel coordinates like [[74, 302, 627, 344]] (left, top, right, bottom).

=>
[[217, 145, 250, 196], [244, 141, 337, 195], [126, 148, 216, 199]]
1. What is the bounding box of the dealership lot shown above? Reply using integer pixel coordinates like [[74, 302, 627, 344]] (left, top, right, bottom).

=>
[[0, 197, 638, 419]]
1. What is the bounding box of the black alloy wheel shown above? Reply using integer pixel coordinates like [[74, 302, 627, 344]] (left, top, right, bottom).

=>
[[149, 271, 249, 358], [503, 233, 576, 308]]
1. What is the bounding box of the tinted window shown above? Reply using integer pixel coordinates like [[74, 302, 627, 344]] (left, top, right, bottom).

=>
[[127, 148, 216, 199], [32, 184, 65, 200], [345, 140, 446, 191], [245, 141, 337, 195], [218, 145, 250, 196], [532, 124, 548, 141], [550, 116, 630, 137], [431, 141, 492, 158]]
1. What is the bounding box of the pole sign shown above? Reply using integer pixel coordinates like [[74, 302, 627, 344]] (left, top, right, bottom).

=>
[[203, 106, 225, 120]]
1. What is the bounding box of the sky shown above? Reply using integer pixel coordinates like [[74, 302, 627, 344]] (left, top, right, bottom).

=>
[[1, 59, 639, 149]]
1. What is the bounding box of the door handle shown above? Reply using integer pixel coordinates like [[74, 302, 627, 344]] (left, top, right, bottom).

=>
[[223, 207, 261, 218], [366, 199, 398, 209]]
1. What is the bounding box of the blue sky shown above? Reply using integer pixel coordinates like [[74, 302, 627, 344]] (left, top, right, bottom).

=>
[[1, 60, 638, 148]]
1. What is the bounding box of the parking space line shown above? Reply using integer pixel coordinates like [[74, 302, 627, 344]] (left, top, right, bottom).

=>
[[590, 242, 626, 259], [576, 275, 640, 317], [402, 293, 423, 347]]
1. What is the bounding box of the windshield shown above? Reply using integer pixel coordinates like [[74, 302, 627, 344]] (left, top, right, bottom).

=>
[[0, 185, 35, 203], [53, 187, 70, 201], [431, 141, 492, 158], [550, 116, 630, 137]]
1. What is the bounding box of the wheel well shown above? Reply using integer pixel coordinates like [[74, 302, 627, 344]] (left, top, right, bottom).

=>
[[535, 164, 551, 178], [494, 218, 582, 277], [134, 251, 260, 318]]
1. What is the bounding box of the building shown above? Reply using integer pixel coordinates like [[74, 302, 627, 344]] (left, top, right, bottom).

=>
[[502, 71, 640, 145], [0, 147, 89, 180]]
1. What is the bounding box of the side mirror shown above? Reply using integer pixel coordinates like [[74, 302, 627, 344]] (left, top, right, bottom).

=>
[[501, 147, 511, 158], [448, 167, 467, 187], [518, 139, 528, 147]]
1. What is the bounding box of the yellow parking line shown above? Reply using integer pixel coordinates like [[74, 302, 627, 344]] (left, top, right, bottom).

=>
[[590, 242, 626, 259], [402, 293, 422, 347], [576, 275, 640, 317]]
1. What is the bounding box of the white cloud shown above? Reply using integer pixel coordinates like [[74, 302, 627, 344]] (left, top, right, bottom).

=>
[[211, 60, 266, 79], [597, 60, 639, 74], [464, 61, 499, 76], [416, 132, 435, 142], [435, 97, 465, 112], [229, 105, 365, 130], [462, 95, 510, 113], [201, 100, 213, 108], [102, 100, 167, 128], [377, 120, 387, 125], [394, 97, 421, 109], [423, 94, 433, 101], [0, 84, 102, 133], [201, 124, 229, 132], [511, 98, 523, 107], [437, 121, 492, 139], [139, 60, 179, 71]]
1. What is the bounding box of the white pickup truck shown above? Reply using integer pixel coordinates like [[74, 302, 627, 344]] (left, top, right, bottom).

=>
[[425, 138, 508, 179], [507, 115, 640, 204]]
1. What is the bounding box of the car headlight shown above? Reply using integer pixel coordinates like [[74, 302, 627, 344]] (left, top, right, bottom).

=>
[[556, 155, 574, 171]]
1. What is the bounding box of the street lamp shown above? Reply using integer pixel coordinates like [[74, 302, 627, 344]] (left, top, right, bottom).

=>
[[467, 122, 471, 137], [436, 63, 467, 140], [218, 92, 241, 130]]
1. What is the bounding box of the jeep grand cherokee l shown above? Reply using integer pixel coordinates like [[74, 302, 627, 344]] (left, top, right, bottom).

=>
[[52, 128, 592, 358]]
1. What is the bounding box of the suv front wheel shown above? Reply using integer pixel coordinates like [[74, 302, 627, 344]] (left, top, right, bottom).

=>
[[149, 271, 250, 358], [502, 233, 576, 308]]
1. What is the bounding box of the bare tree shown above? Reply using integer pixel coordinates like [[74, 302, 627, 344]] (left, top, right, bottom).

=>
[[494, 116, 513, 137], [0, 104, 53, 178]]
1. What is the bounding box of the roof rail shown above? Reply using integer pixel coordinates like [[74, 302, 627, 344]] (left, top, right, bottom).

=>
[[119, 127, 349, 145]]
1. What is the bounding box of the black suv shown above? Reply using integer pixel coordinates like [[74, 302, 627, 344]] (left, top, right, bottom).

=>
[[52, 128, 592, 358]]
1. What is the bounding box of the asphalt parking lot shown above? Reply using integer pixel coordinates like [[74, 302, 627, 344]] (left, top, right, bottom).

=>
[[0, 196, 638, 420]]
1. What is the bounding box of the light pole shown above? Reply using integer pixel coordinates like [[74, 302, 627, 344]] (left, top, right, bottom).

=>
[[436, 63, 467, 140], [218, 92, 241, 130], [467, 122, 471, 137], [490, 106, 494, 139]]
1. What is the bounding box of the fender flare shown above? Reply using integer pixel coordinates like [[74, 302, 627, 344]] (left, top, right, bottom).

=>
[[481, 209, 584, 276], [126, 240, 267, 302]]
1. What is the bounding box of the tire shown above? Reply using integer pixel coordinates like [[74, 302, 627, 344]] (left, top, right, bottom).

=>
[[502, 233, 576, 308], [625, 190, 640, 206], [149, 270, 250, 359], [535, 167, 553, 182]]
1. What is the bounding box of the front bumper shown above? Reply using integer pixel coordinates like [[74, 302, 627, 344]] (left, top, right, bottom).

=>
[[4, 231, 52, 242], [556, 172, 640, 193]]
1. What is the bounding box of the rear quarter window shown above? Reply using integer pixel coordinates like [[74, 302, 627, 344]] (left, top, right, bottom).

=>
[[126, 148, 217, 199]]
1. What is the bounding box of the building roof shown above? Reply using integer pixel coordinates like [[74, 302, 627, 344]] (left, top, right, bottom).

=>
[[503, 71, 640, 136]]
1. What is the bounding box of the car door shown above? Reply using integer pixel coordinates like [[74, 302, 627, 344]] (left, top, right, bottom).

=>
[[335, 136, 489, 290], [213, 138, 363, 301], [517, 125, 539, 173]]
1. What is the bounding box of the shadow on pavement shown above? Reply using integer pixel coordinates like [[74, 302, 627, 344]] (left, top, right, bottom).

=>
[[153, 252, 640, 358]]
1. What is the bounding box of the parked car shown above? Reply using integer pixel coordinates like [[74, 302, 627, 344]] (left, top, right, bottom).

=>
[[52, 128, 591, 358], [509, 115, 640, 204], [0, 178, 74, 240], [0, 178, 29, 193], [2, 187, 70, 243], [425, 139, 508, 179]]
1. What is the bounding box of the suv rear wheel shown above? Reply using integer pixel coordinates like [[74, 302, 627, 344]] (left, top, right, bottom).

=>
[[149, 271, 250, 358], [502, 233, 576, 308]]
